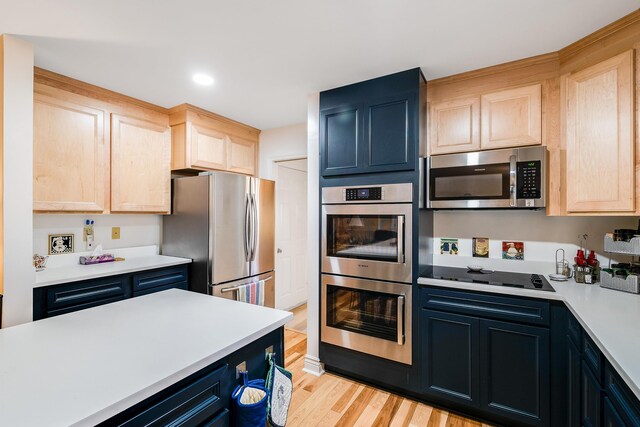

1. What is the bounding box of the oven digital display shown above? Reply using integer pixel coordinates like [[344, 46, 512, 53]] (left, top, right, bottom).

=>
[[345, 187, 382, 201]]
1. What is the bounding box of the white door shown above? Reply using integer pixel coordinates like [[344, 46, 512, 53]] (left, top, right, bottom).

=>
[[275, 160, 308, 310]]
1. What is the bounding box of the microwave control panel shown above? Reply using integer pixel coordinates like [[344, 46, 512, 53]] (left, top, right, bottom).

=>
[[345, 187, 383, 201], [517, 160, 541, 199]]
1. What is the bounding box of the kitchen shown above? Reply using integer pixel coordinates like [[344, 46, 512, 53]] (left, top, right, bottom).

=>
[[2, 1, 640, 426]]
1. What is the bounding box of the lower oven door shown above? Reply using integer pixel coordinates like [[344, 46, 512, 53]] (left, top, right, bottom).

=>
[[322, 202, 412, 283], [321, 274, 412, 365]]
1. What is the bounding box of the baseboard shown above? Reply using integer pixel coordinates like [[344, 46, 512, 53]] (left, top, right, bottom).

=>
[[302, 354, 325, 376]]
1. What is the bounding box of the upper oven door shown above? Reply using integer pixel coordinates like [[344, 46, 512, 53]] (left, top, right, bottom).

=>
[[322, 203, 412, 283]]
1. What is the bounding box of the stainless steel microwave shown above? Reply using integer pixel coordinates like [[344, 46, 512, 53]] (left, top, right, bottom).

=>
[[426, 146, 547, 209]]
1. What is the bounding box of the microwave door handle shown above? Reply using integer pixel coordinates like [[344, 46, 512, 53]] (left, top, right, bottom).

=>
[[397, 295, 405, 345], [509, 154, 517, 207], [397, 215, 405, 264]]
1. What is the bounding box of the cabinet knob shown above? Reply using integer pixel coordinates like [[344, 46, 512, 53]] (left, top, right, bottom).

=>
[[277, 248, 283, 254]]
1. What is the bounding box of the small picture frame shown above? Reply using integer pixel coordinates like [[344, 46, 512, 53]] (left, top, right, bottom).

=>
[[502, 241, 524, 260], [440, 238, 459, 255], [49, 234, 74, 255], [473, 237, 489, 258]]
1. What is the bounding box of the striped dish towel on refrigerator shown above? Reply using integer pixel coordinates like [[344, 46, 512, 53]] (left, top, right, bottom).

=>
[[235, 280, 265, 306]]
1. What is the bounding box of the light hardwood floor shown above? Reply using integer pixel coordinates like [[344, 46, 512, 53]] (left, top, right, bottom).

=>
[[284, 329, 494, 427], [285, 303, 307, 333]]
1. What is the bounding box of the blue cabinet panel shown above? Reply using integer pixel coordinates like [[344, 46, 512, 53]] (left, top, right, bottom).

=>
[[132, 265, 189, 297], [583, 361, 603, 427], [567, 338, 582, 427], [421, 309, 480, 407], [605, 362, 640, 426], [605, 397, 628, 427], [320, 105, 361, 175], [480, 319, 550, 426], [584, 333, 605, 382]]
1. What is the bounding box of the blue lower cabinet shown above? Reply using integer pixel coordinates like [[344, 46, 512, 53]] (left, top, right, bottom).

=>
[[605, 397, 628, 427], [582, 360, 603, 427], [34, 265, 189, 320], [480, 319, 550, 426], [421, 309, 480, 407], [567, 338, 582, 427], [605, 362, 640, 426]]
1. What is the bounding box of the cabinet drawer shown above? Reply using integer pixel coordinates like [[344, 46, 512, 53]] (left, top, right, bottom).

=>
[[117, 364, 229, 427], [132, 266, 189, 293], [605, 363, 640, 426], [133, 282, 188, 297], [567, 311, 583, 347], [583, 334, 604, 382], [202, 409, 229, 427], [421, 287, 550, 326], [34, 275, 131, 319]]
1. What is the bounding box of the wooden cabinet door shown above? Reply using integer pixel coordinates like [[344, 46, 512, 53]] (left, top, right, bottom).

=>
[[564, 50, 635, 213], [421, 309, 480, 408], [364, 93, 416, 172], [481, 84, 542, 150], [227, 135, 256, 175], [111, 114, 171, 213], [429, 97, 480, 155], [320, 104, 361, 176], [480, 319, 549, 426], [33, 93, 107, 212], [190, 123, 228, 170]]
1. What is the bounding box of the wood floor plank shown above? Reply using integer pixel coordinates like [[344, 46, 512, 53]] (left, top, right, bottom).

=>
[[284, 332, 495, 427]]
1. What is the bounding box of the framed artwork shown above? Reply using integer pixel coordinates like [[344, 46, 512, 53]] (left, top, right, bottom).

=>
[[440, 238, 459, 255], [502, 241, 524, 260], [49, 234, 74, 255], [472, 237, 489, 258]]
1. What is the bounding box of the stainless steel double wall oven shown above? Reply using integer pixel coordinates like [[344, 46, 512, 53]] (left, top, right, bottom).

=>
[[321, 183, 414, 365]]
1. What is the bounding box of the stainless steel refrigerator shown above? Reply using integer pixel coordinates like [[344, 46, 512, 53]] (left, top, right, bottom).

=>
[[162, 172, 275, 307]]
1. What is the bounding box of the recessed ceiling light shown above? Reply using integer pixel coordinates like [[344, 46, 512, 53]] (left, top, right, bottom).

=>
[[193, 73, 214, 86]]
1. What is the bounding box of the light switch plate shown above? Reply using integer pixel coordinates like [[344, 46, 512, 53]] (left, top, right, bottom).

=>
[[112, 227, 120, 239], [236, 361, 247, 379]]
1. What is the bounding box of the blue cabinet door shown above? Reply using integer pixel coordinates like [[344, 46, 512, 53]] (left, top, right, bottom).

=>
[[421, 309, 480, 408], [320, 104, 362, 176], [567, 338, 582, 427], [480, 319, 550, 426], [582, 361, 603, 427], [604, 397, 627, 427], [364, 92, 417, 173]]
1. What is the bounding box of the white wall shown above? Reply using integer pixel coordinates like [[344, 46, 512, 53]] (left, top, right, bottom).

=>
[[2, 36, 34, 327], [433, 211, 637, 273], [33, 214, 161, 256], [259, 122, 307, 180]]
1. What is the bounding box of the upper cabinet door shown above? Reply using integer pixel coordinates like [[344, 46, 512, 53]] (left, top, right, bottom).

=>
[[481, 84, 542, 150], [320, 104, 361, 176], [429, 96, 480, 155], [564, 50, 635, 213], [111, 114, 171, 213], [33, 92, 107, 212], [227, 135, 256, 176], [190, 123, 229, 170], [365, 93, 416, 173]]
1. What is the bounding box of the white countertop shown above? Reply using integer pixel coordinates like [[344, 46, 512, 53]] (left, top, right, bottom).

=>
[[0, 289, 293, 427], [418, 275, 640, 401], [34, 255, 192, 287]]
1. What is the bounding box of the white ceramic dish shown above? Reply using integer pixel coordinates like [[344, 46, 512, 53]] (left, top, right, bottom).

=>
[[467, 265, 484, 272]]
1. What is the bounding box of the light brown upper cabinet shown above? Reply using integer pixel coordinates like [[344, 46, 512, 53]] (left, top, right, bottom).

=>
[[111, 114, 171, 213], [429, 96, 480, 155], [170, 104, 259, 175], [563, 50, 635, 213], [480, 84, 542, 150], [227, 135, 257, 175], [33, 90, 109, 212]]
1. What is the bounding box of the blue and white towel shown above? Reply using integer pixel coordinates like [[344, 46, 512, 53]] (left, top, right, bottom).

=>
[[235, 280, 265, 306]]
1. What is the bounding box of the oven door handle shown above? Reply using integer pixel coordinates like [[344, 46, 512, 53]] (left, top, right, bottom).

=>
[[509, 154, 517, 207], [397, 215, 405, 264], [397, 295, 405, 345]]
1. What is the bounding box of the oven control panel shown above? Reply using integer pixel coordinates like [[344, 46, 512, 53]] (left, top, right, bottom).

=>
[[516, 160, 541, 199], [345, 187, 383, 201]]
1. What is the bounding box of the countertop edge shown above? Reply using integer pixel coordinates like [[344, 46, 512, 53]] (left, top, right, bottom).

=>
[[34, 256, 193, 288], [417, 276, 640, 401], [73, 313, 292, 427]]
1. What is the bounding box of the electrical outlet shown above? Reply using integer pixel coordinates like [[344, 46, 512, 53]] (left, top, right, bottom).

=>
[[111, 227, 121, 240], [265, 345, 274, 359], [235, 361, 247, 379]]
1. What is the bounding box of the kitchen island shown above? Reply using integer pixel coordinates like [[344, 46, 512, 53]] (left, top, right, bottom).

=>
[[0, 289, 292, 426]]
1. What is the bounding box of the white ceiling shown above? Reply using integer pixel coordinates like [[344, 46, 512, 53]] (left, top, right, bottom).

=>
[[1, 1, 638, 130]]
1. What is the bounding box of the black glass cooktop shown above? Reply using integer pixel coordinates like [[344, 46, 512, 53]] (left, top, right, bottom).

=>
[[420, 266, 555, 292]]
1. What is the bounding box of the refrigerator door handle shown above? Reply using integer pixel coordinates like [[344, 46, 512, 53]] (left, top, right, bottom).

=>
[[250, 193, 257, 261], [244, 194, 250, 262]]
